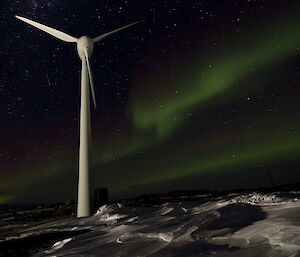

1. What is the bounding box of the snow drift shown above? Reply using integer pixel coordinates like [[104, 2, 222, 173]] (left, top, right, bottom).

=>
[[3, 191, 300, 257]]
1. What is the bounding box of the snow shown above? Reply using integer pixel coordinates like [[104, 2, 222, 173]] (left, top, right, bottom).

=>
[[4, 192, 300, 256], [52, 238, 72, 250]]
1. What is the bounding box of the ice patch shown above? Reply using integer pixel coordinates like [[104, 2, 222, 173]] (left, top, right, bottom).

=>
[[160, 206, 174, 215], [158, 233, 173, 242], [95, 204, 127, 223], [210, 236, 250, 248], [158, 233, 173, 243], [181, 207, 188, 213], [125, 216, 139, 223], [53, 238, 72, 249], [140, 232, 173, 242]]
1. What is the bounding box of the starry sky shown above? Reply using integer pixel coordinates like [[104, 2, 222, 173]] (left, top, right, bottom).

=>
[[1, 0, 300, 204]]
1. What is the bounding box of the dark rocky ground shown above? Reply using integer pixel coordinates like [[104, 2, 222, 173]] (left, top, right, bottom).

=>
[[0, 201, 76, 239], [0, 201, 78, 257]]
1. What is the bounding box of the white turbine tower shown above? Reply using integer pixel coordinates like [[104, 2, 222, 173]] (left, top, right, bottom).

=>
[[15, 15, 138, 217]]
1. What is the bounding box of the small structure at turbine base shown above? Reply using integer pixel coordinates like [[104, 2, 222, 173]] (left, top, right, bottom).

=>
[[15, 15, 138, 217], [95, 188, 109, 211]]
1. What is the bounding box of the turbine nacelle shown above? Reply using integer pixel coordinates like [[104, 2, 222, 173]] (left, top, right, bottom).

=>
[[77, 36, 94, 60]]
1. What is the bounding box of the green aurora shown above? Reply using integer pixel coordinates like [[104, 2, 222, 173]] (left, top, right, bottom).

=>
[[100, 12, 300, 161], [101, 109, 300, 195]]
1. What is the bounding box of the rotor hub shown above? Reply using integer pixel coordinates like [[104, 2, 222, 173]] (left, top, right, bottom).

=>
[[77, 36, 94, 60]]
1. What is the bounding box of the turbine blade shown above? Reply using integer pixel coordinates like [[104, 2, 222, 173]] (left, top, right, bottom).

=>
[[93, 21, 139, 43], [84, 48, 97, 109], [15, 15, 77, 43]]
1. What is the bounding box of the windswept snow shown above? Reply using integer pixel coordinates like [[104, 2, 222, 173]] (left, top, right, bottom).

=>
[[4, 192, 300, 257]]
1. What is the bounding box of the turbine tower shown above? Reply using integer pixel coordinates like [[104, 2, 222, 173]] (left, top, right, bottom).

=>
[[15, 15, 138, 217]]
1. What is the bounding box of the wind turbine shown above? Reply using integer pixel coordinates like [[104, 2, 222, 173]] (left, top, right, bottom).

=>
[[15, 15, 138, 217]]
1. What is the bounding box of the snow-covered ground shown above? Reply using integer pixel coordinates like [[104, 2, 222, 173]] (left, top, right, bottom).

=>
[[4, 191, 300, 257]]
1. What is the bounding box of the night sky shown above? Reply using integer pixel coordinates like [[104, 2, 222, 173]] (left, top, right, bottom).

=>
[[1, 0, 300, 204]]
